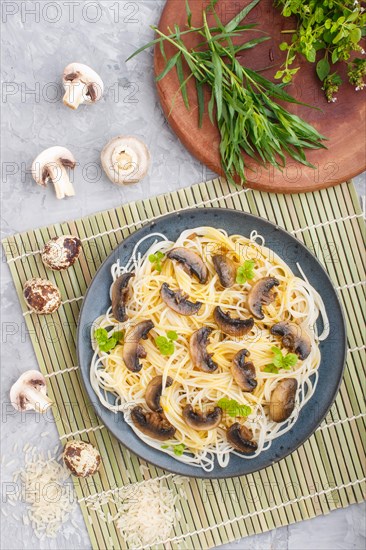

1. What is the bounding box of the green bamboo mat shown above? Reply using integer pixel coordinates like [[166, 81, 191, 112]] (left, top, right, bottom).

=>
[[2, 177, 366, 550]]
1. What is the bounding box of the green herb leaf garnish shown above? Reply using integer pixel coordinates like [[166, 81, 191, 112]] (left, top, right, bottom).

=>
[[173, 443, 185, 456], [236, 260, 255, 284], [167, 330, 178, 341], [218, 398, 252, 418], [148, 251, 165, 272], [264, 346, 298, 373], [155, 331, 178, 356], [94, 328, 124, 353]]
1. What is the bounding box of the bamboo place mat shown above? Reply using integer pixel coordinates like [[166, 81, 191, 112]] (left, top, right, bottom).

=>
[[3, 178, 366, 550]]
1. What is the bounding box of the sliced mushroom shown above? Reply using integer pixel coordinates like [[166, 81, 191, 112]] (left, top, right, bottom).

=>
[[167, 248, 208, 284], [247, 277, 280, 319], [41, 235, 82, 271], [10, 370, 53, 413], [231, 349, 257, 392], [145, 375, 173, 412], [123, 320, 154, 372], [101, 136, 150, 185], [23, 278, 61, 315], [160, 283, 202, 316], [32, 146, 76, 199], [63, 63, 104, 110], [227, 423, 258, 454], [269, 378, 298, 422], [182, 404, 222, 431], [112, 272, 134, 322], [271, 321, 311, 360], [212, 254, 237, 287], [189, 327, 218, 373], [131, 405, 176, 440], [213, 306, 254, 337]]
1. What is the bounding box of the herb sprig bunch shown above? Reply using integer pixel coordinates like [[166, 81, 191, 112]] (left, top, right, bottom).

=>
[[94, 328, 124, 353], [264, 345, 298, 374], [127, 0, 326, 184]]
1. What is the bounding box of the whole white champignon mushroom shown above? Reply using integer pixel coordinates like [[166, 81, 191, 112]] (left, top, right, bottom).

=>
[[32, 146, 76, 200], [23, 278, 61, 315], [10, 370, 53, 413], [41, 235, 82, 271], [101, 136, 150, 185], [63, 440, 101, 477], [63, 62, 104, 110]]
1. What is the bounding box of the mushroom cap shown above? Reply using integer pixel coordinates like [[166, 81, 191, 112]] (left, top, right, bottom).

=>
[[31, 146, 76, 186], [112, 272, 134, 322], [182, 404, 222, 431], [101, 136, 150, 185], [247, 277, 280, 320], [212, 254, 237, 287], [160, 283, 202, 316], [167, 247, 208, 284], [145, 375, 173, 412], [63, 440, 101, 477], [231, 349, 257, 392], [213, 306, 254, 337], [123, 320, 154, 372], [9, 370, 49, 412], [23, 278, 61, 314], [227, 423, 258, 454], [189, 327, 218, 373], [271, 321, 311, 360], [41, 235, 82, 271], [269, 378, 298, 422], [63, 62, 104, 103], [131, 405, 176, 440]]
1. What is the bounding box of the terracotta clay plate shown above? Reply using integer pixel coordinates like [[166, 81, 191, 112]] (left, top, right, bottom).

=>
[[154, 0, 366, 193]]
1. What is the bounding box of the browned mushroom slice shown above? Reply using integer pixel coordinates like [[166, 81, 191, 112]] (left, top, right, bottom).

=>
[[189, 327, 218, 373], [271, 321, 311, 360], [182, 404, 222, 431], [231, 349, 257, 392], [145, 375, 173, 412], [214, 306, 254, 337], [269, 378, 298, 422], [227, 423, 258, 454], [112, 272, 134, 322], [167, 247, 208, 283], [123, 320, 154, 372], [247, 277, 280, 319], [212, 255, 236, 288], [160, 283, 202, 316], [131, 406, 176, 440]]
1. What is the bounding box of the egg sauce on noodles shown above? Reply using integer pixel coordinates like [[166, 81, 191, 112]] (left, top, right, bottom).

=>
[[90, 227, 328, 471]]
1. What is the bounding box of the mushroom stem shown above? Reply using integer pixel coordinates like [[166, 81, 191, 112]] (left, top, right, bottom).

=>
[[48, 163, 75, 199], [22, 386, 53, 413], [63, 82, 85, 110]]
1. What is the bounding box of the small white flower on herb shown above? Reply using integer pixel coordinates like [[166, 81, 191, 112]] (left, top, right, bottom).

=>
[[331, 97, 337, 102]]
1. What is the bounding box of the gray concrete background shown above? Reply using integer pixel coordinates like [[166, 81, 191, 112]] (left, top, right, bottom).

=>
[[1, 1, 365, 549]]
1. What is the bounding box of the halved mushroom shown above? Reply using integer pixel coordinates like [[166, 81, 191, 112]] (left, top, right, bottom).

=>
[[213, 306, 254, 337], [231, 349, 257, 392], [145, 375, 173, 412], [212, 254, 236, 288], [271, 321, 311, 360], [167, 248, 208, 284], [32, 146, 76, 199], [10, 370, 53, 413], [160, 283, 202, 316], [101, 136, 150, 185], [227, 423, 258, 454], [131, 405, 176, 440], [269, 378, 298, 422], [247, 277, 280, 319], [123, 320, 154, 372], [112, 272, 134, 322], [182, 404, 222, 431], [63, 63, 104, 110], [189, 327, 218, 373]]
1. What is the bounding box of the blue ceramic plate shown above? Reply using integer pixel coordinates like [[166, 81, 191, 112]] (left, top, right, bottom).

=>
[[77, 208, 346, 478]]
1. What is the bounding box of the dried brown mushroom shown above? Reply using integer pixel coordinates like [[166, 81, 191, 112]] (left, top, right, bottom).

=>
[[189, 327, 218, 373], [227, 423, 258, 454], [41, 235, 82, 271], [182, 404, 222, 431], [123, 320, 154, 372], [269, 378, 298, 422], [131, 405, 176, 440], [212, 254, 236, 287], [63, 440, 101, 477], [63, 63, 104, 110], [145, 375, 173, 412], [10, 370, 53, 413], [112, 272, 134, 322], [23, 278, 61, 315], [213, 306, 254, 337], [32, 147, 76, 200], [271, 321, 311, 360], [160, 283, 202, 316], [247, 277, 279, 319], [167, 248, 208, 284], [231, 349, 257, 392]]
